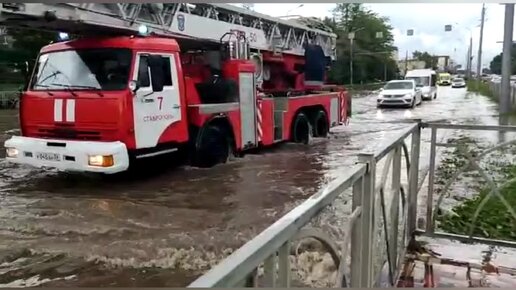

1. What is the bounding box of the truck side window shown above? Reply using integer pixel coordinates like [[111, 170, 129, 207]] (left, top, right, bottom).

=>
[[138, 56, 150, 87], [161, 56, 173, 86]]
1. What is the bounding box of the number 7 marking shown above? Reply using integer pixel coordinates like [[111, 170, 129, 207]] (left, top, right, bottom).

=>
[[157, 96, 163, 110]]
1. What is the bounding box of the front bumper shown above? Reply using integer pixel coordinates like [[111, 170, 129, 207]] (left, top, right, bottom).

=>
[[4, 136, 129, 174], [377, 96, 413, 107], [452, 83, 466, 88]]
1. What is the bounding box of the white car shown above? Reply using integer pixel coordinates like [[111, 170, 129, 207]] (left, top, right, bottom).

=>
[[451, 77, 466, 88], [377, 80, 423, 108]]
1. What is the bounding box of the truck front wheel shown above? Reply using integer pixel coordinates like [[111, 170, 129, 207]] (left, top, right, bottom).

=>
[[291, 112, 311, 144], [193, 124, 230, 168]]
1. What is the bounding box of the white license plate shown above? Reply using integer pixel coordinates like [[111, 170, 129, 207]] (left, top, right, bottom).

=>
[[35, 152, 61, 162]]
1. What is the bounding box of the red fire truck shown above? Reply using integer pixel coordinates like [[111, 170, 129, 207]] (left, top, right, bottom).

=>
[[1, 3, 351, 174]]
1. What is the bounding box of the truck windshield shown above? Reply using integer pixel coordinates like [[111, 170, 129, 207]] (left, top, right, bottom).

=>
[[30, 48, 132, 91], [384, 81, 413, 90], [405, 76, 429, 87]]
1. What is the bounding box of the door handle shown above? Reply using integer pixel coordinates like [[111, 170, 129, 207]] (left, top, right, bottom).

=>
[[172, 104, 180, 109]]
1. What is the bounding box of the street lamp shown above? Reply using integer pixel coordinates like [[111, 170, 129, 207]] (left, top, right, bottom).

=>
[[401, 28, 415, 76], [446, 23, 474, 78], [349, 27, 383, 86]]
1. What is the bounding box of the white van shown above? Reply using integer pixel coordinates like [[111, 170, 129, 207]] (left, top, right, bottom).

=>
[[405, 69, 437, 100]]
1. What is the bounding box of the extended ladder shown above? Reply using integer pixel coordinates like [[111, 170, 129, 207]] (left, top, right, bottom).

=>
[[0, 3, 337, 60]]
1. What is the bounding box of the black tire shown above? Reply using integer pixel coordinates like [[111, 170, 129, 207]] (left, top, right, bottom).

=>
[[313, 110, 329, 138], [193, 125, 230, 168], [291, 112, 311, 144], [410, 98, 416, 108], [434, 92, 437, 99]]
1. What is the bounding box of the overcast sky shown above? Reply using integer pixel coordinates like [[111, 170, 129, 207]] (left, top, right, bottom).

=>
[[234, 3, 512, 69]]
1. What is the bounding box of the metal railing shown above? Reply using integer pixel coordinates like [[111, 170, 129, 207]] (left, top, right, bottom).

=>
[[188, 121, 516, 288], [189, 122, 421, 288], [0, 90, 18, 109], [420, 123, 516, 246]]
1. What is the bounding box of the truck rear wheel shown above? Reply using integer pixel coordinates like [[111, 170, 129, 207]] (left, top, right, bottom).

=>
[[313, 110, 329, 138], [291, 112, 311, 144], [193, 124, 230, 168]]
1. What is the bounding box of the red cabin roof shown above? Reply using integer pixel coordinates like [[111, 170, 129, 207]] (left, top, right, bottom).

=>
[[40, 36, 180, 53]]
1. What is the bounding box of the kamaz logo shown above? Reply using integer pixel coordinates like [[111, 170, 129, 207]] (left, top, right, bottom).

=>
[[177, 14, 185, 32], [53, 99, 75, 123]]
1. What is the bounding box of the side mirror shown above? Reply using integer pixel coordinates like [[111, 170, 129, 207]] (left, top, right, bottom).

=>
[[129, 80, 140, 93], [148, 55, 164, 92], [379, 88, 384, 91]]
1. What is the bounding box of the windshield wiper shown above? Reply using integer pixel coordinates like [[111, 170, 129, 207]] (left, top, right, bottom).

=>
[[35, 70, 62, 87], [61, 84, 104, 97], [31, 84, 54, 96], [50, 83, 78, 97]]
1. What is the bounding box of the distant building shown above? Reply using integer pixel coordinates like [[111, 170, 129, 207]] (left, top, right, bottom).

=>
[[397, 59, 426, 76], [435, 55, 450, 71]]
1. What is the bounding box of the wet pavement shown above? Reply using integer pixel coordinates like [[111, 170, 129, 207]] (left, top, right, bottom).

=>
[[0, 86, 513, 287]]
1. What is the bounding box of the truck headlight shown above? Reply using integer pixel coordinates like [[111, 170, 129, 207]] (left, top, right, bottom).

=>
[[6, 147, 18, 158], [88, 155, 114, 167]]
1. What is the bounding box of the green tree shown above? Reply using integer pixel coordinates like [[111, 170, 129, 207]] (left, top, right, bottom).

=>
[[412, 50, 438, 69], [1, 28, 56, 85], [326, 3, 399, 85], [490, 54, 502, 74], [489, 43, 516, 75]]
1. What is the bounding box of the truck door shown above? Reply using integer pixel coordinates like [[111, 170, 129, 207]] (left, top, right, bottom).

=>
[[239, 71, 258, 149], [132, 52, 183, 149]]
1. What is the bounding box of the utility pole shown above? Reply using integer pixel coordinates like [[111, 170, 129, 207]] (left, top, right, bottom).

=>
[[404, 50, 408, 76], [467, 36, 473, 79], [384, 60, 387, 81], [500, 4, 514, 115], [350, 37, 354, 86], [476, 3, 486, 88]]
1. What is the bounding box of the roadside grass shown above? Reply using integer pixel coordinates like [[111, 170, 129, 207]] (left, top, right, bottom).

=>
[[466, 80, 496, 100], [347, 82, 385, 93], [438, 171, 516, 241], [435, 136, 516, 241]]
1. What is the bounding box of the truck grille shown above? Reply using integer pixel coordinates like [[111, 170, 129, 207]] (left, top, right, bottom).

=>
[[384, 95, 404, 98], [36, 127, 101, 141]]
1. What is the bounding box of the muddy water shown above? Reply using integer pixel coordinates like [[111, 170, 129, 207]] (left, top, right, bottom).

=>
[[0, 86, 511, 287]]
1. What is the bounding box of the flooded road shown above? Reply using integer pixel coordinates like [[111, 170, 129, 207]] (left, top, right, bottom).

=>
[[0, 86, 509, 287]]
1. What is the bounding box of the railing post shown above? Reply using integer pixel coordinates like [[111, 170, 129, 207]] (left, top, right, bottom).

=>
[[356, 153, 376, 287], [263, 253, 277, 287], [426, 126, 437, 233], [407, 122, 421, 238], [389, 144, 402, 273], [351, 175, 364, 287], [277, 241, 291, 287]]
